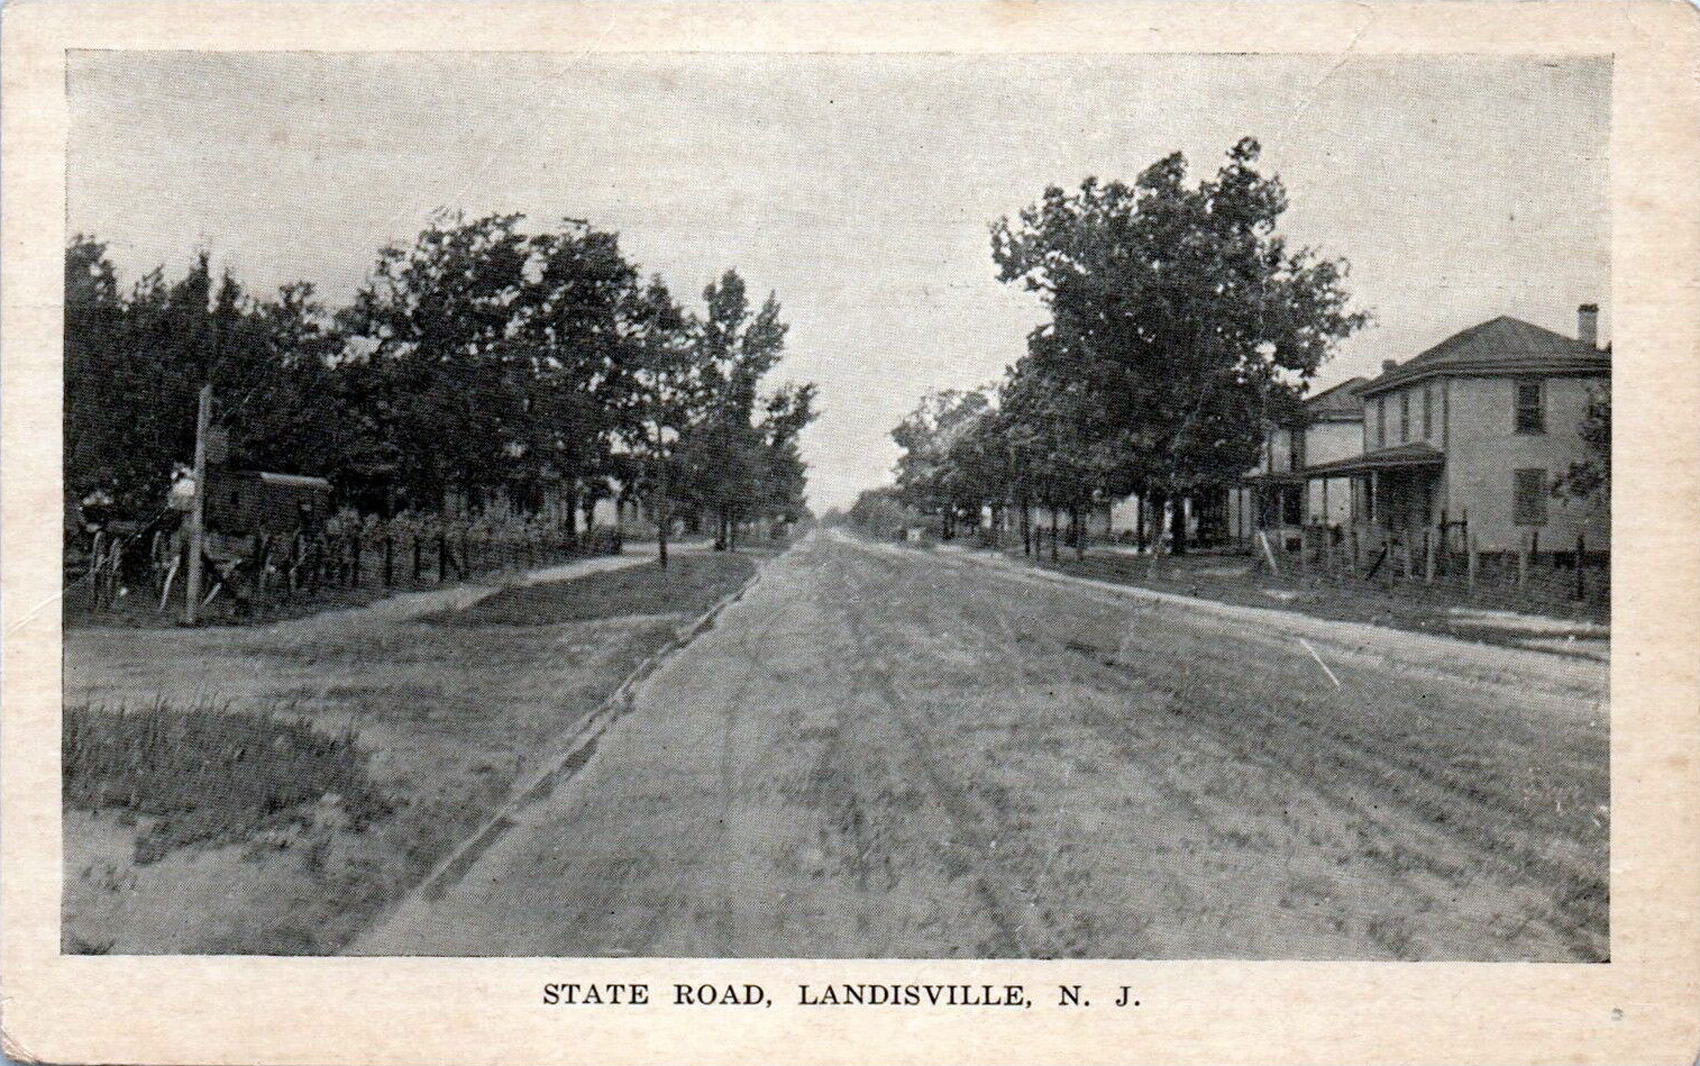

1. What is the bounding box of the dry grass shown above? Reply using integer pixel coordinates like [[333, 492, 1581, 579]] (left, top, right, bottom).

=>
[[426, 552, 756, 627], [64, 699, 394, 864]]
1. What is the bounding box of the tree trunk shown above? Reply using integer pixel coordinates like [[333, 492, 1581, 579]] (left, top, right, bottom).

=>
[[656, 458, 669, 570], [1146, 493, 1167, 576], [1135, 495, 1146, 552], [1171, 495, 1189, 556], [1049, 506, 1060, 562], [1021, 499, 1032, 556], [1076, 505, 1087, 560]]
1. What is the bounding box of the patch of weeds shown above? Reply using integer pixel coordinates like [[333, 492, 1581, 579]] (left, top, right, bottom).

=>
[[64, 699, 395, 865]]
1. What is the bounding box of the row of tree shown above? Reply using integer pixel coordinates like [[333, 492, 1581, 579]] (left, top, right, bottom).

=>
[[66, 212, 817, 548], [867, 139, 1367, 553]]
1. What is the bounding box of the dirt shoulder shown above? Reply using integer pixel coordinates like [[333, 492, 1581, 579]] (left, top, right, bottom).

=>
[[954, 539, 1609, 661], [63, 547, 765, 955]]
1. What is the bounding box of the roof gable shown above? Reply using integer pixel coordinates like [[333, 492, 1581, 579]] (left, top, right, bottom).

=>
[[1304, 376, 1367, 420]]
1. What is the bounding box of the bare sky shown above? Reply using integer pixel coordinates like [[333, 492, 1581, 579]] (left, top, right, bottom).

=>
[[69, 52, 1610, 512]]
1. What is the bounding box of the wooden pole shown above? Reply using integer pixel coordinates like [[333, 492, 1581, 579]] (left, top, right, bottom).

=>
[[1467, 532, 1479, 592], [183, 383, 212, 625], [1424, 526, 1436, 586], [657, 443, 670, 569]]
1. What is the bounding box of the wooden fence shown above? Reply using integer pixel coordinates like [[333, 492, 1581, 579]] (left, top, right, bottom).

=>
[[1255, 522, 1609, 608], [71, 519, 624, 621]]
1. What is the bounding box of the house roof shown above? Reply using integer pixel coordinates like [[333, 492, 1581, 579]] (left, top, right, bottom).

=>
[[1361, 316, 1609, 397], [1302, 442, 1445, 478], [1304, 376, 1367, 421]]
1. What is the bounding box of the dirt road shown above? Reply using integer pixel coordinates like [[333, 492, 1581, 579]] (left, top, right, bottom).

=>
[[351, 529, 1608, 960]]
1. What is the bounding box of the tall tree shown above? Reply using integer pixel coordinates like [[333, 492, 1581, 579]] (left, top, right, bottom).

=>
[[623, 275, 697, 565], [991, 139, 1366, 552], [676, 270, 795, 549], [338, 211, 532, 512], [891, 387, 992, 537]]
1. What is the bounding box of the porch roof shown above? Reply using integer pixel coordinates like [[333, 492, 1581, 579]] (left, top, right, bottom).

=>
[[1301, 442, 1444, 478], [1240, 469, 1307, 487]]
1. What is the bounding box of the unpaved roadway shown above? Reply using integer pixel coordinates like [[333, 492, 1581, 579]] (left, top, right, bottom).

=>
[[351, 529, 1608, 960]]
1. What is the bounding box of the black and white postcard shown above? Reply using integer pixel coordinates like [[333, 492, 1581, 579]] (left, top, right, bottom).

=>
[[3, 3, 1697, 1064]]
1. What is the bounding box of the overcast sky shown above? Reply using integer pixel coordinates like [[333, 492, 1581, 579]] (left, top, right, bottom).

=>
[[69, 52, 1610, 512]]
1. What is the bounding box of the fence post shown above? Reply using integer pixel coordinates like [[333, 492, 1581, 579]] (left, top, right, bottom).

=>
[[1517, 531, 1529, 590], [255, 535, 270, 611], [1467, 533, 1479, 593], [383, 535, 394, 588], [1575, 531, 1587, 601]]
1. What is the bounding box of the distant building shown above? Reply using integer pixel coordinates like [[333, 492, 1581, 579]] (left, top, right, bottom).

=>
[[1229, 377, 1368, 548], [1302, 306, 1610, 553]]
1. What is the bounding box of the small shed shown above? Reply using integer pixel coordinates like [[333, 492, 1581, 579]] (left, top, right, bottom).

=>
[[204, 470, 332, 537]]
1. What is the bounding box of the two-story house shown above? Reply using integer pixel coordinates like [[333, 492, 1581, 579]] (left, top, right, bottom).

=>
[[1301, 305, 1610, 554], [1227, 377, 1368, 549]]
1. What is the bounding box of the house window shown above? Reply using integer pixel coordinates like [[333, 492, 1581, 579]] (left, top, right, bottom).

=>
[[1515, 378, 1546, 434], [1513, 468, 1549, 526], [1422, 384, 1433, 439], [1376, 398, 1387, 448], [1400, 392, 1411, 442]]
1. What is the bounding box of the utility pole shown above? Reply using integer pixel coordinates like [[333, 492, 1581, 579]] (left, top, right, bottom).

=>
[[184, 383, 212, 625], [657, 445, 670, 570]]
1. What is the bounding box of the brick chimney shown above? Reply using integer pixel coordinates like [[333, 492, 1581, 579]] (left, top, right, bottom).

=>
[[1381, 359, 1399, 374], [1578, 303, 1599, 349]]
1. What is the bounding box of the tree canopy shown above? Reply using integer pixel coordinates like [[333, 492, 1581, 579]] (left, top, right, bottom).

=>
[[64, 214, 818, 540], [887, 139, 1366, 550]]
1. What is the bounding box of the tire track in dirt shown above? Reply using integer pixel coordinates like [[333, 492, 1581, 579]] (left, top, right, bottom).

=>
[[823, 543, 1056, 958], [828, 533, 1606, 960], [965, 559, 1602, 959]]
